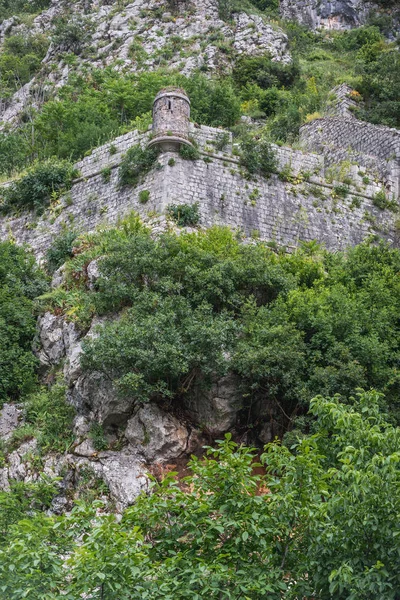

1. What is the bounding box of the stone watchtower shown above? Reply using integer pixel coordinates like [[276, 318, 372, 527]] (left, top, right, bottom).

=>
[[148, 87, 193, 152]]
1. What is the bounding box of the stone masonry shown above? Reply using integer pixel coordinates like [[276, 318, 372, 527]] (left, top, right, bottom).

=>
[[300, 111, 400, 199], [0, 88, 399, 259]]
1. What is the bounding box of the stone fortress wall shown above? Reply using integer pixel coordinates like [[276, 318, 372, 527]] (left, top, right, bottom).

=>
[[300, 86, 400, 199], [0, 87, 399, 259]]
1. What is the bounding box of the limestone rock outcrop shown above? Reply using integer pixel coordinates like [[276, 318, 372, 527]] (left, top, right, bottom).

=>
[[184, 374, 243, 435], [280, 0, 377, 30], [0, 404, 21, 442], [125, 404, 190, 462], [35, 312, 80, 368], [0, 0, 290, 128]]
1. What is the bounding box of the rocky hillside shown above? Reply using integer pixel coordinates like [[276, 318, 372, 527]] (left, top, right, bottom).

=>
[[0, 2, 400, 597], [281, 0, 399, 32], [0, 0, 399, 493], [0, 0, 290, 126]]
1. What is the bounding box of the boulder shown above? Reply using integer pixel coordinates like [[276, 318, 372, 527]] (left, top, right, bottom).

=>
[[0, 404, 21, 442], [125, 404, 189, 462], [86, 259, 101, 289], [7, 439, 38, 482], [69, 372, 133, 427], [0, 468, 10, 492], [73, 438, 97, 457], [36, 312, 80, 368], [51, 264, 65, 289], [97, 452, 149, 509], [184, 373, 243, 435]]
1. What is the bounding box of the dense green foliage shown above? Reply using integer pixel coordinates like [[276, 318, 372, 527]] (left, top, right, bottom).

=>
[[0, 33, 48, 98], [167, 202, 200, 226], [358, 47, 400, 128], [1, 392, 400, 598], [179, 143, 200, 161], [11, 384, 75, 453], [42, 223, 400, 429], [240, 135, 277, 176], [118, 144, 159, 187], [0, 159, 77, 214], [45, 230, 78, 274], [0, 0, 50, 21], [0, 242, 47, 404]]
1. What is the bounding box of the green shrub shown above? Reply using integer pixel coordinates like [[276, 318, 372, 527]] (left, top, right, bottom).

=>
[[233, 54, 300, 90], [138, 189, 150, 204], [251, 0, 279, 10], [89, 423, 108, 451], [240, 136, 277, 177], [46, 230, 77, 274], [0, 132, 28, 177], [183, 74, 241, 127], [0, 0, 50, 20], [358, 49, 400, 128], [52, 15, 94, 54], [372, 189, 388, 209], [167, 202, 200, 226], [82, 292, 233, 403], [333, 184, 350, 199], [372, 190, 398, 212], [179, 144, 200, 161], [119, 145, 159, 187], [0, 160, 78, 215], [334, 25, 383, 51], [217, 0, 233, 20], [0, 478, 57, 541], [215, 132, 230, 152], [0, 242, 47, 404], [101, 167, 112, 183], [0, 33, 49, 95], [21, 384, 75, 453]]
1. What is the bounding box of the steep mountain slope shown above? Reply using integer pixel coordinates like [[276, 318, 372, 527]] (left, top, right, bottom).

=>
[[0, 2, 400, 596], [0, 0, 290, 126], [280, 0, 399, 31]]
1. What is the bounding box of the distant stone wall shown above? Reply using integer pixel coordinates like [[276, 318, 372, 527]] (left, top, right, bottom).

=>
[[0, 129, 397, 259], [74, 130, 147, 180], [300, 117, 400, 198], [155, 152, 395, 250], [326, 84, 358, 119]]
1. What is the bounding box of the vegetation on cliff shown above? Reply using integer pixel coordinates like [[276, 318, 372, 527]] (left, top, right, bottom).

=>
[[0, 241, 46, 403], [0, 2, 399, 180], [1, 213, 400, 597], [1, 391, 400, 598], [0, 1, 400, 597], [37, 222, 400, 431]]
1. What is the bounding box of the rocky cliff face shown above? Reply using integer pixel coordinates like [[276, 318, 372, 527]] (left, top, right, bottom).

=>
[[1, 0, 399, 511], [280, 0, 398, 31], [0, 0, 290, 127], [0, 252, 251, 508]]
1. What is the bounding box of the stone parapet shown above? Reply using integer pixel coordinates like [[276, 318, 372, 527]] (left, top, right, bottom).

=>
[[0, 143, 397, 260], [300, 117, 400, 198]]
